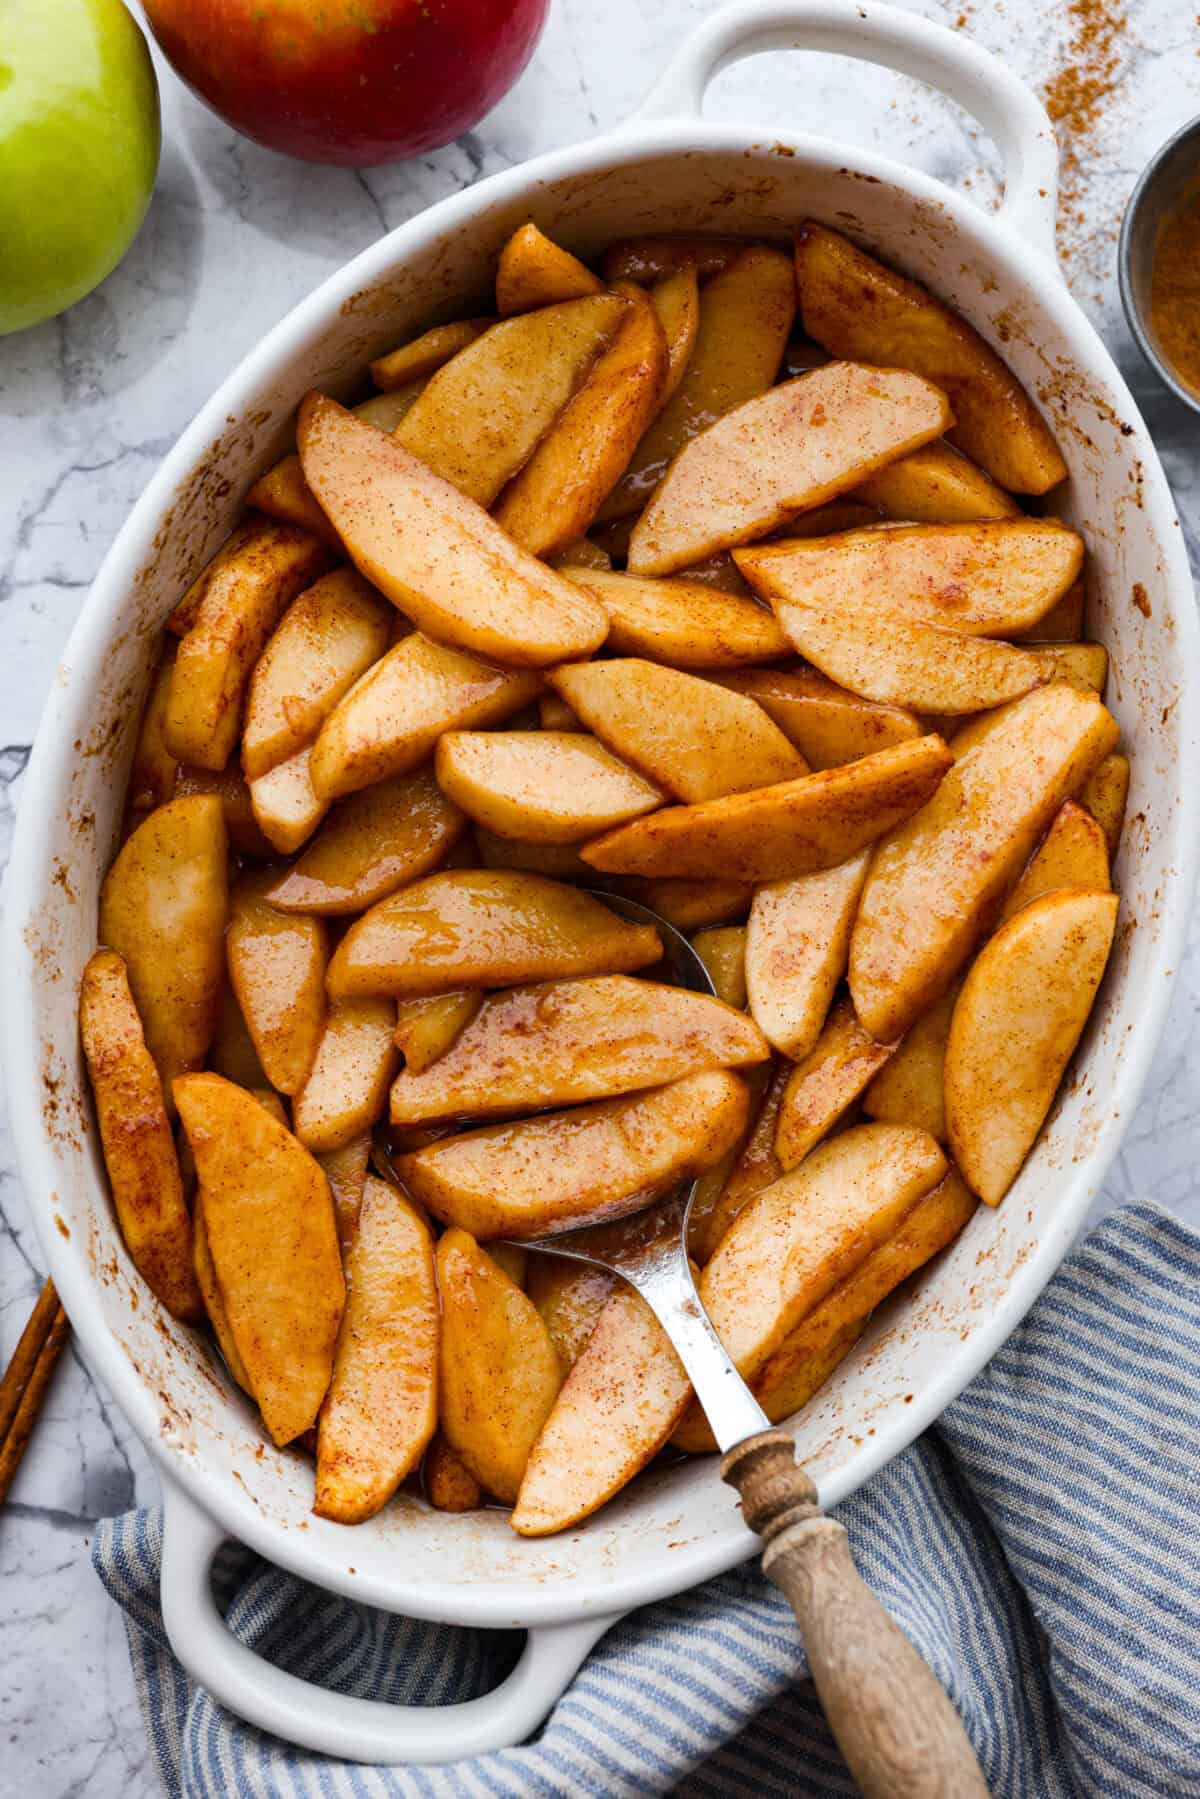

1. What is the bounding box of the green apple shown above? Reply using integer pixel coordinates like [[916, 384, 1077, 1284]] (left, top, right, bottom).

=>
[[0, 0, 160, 336]]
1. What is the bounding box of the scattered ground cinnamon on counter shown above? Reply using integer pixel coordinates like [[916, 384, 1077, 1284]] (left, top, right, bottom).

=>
[[1040, 0, 1129, 259], [1149, 185, 1200, 394]]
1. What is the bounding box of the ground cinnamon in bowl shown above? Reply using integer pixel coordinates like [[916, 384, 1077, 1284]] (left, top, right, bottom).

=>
[[1149, 186, 1200, 397]]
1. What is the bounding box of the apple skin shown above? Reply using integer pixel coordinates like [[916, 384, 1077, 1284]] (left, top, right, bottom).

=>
[[142, 0, 551, 168], [0, 0, 160, 336]]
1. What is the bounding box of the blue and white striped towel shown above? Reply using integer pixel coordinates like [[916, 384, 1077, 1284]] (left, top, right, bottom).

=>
[[94, 1202, 1200, 1796]]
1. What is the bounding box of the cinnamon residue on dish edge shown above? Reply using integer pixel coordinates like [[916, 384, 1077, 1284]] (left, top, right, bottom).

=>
[[1149, 185, 1200, 396], [1040, 0, 1128, 260]]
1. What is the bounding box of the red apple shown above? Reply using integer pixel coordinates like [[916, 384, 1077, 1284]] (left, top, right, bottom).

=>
[[141, 0, 550, 167]]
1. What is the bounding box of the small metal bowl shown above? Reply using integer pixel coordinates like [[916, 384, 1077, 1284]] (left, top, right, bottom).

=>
[[1119, 112, 1200, 415]]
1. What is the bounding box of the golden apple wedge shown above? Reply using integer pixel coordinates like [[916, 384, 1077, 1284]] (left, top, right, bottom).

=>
[[690, 926, 747, 1010], [400, 1069, 750, 1238], [435, 730, 665, 843], [297, 395, 608, 668], [310, 632, 540, 802], [389, 975, 769, 1125], [328, 870, 662, 999], [173, 764, 275, 859], [316, 1133, 371, 1256], [166, 517, 331, 639], [494, 282, 669, 556], [735, 519, 1083, 638], [1018, 579, 1086, 642], [437, 1228, 562, 1504], [647, 268, 700, 409], [861, 983, 959, 1143], [227, 870, 329, 1096], [763, 599, 1045, 714], [526, 1259, 617, 1377], [474, 828, 595, 882], [126, 646, 179, 817], [369, 318, 494, 388], [241, 569, 392, 780], [1080, 752, 1129, 858], [773, 999, 895, 1172], [1002, 800, 1109, 921], [635, 877, 754, 931], [266, 768, 465, 915], [564, 567, 790, 667], [511, 1282, 692, 1535], [1026, 642, 1108, 693], [79, 950, 202, 1322], [580, 735, 953, 882], [393, 294, 626, 504], [292, 998, 399, 1155], [98, 794, 228, 1100], [393, 990, 483, 1072], [945, 889, 1118, 1205], [706, 668, 922, 770], [687, 1060, 785, 1263], [794, 221, 1067, 494], [245, 386, 427, 548], [174, 1073, 344, 1447], [627, 361, 951, 576], [315, 1178, 438, 1524], [849, 683, 1120, 1042], [494, 223, 604, 315], [745, 850, 871, 1060], [550, 658, 805, 803], [424, 1435, 484, 1512], [850, 440, 1021, 522], [193, 1194, 253, 1392], [599, 246, 796, 523]]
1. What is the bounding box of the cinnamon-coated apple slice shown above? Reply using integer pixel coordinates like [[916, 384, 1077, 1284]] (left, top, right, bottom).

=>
[[227, 869, 329, 1095], [646, 268, 700, 410], [1080, 752, 1129, 857], [686, 1059, 789, 1264], [526, 1259, 617, 1379], [849, 684, 1120, 1042], [763, 600, 1045, 714], [565, 567, 790, 667], [400, 1069, 750, 1239], [1001, 800, 1110, 922], [316, 1133, 371, 1256], [327, 870, 662, 999], [315, 1178, 438, 1524], [246, 387, 428, 548], [735, 519, 1084, 638], [98, 794, 228, 1102], [850, 440, 1021, 522], [393, 294, 626, 504], [581, 735, 952, 882], [79, 950, 202, 1322], [493, 282, 669, 556], [862, 983, 959, 1144], [690, 926, 747, 1009], [437, 1228, 562, 1504], [241, 568, 392, 780], [1026, 642, 1108, 693], [297, 395, 608, 667], [174, 1073, 344, 1447], [706, 668, 921, 770], [247, 744, 330, 855], [627, 361, 951, 576], [389, 975, 769, 1125], [292, 998, 399, 1154], [310, 632, 540, 802], [773, 999, 895, 1172], [266, 767, 465, 915], [550, 658, 805, 803], [393, 991, 483, 1072], [598, 246, 796, 523], [173, 763, 275, 858], [745, 850, 871, 1060], [494, 222, 604, 315], [369, 318, 494, 389], [435, 730, 665, 843], [794, 221, 1067, 494], [945, 889, 1119, 1205]]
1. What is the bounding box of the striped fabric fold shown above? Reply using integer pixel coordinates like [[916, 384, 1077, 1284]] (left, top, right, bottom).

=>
[[93, 1204, 1200, 1797]]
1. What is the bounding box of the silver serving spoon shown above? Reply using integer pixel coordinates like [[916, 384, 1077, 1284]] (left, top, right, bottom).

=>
[[497, 894, 988, 1799]]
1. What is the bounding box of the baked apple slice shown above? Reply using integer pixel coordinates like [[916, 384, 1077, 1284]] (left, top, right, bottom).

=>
[[744, 851, 871, 1059], [550, 658, 806, 802], [297, 395, 608, 667], [266, 767, 465, 915], [851, 440, 1020, 522], [494, 223, 604, 315], [393, 991, 482, 1072], [945, 889, 1119, 1204], [707, 668, 921, 769], [227, 870, 328, 1095], [292, 998, 399, 1154], [389, 975, 769, 1124], [434, 730, 664, 843], [327, 870, 662, 998], [581, 735, 952, 881], [315, 1177, 438, 1524], [627, 361, 951, 575], [566, 568, 790, 667], [400, 1069, 750, 1238], [773, 999, 895, 1172], [174, 1073, 344, 1447], [1001, 800, 1109, 921]]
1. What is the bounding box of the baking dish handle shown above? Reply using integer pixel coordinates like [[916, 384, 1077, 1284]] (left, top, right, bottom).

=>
[[160, 1479, 620, 1765], [632, 0, 1061, 262]]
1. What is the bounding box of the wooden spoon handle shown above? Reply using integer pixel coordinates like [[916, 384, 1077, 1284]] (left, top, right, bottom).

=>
[[722, 1429, 989, 1799]]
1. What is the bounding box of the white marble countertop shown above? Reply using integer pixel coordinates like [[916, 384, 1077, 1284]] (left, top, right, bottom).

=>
[[2, 1, 1198, 1791]]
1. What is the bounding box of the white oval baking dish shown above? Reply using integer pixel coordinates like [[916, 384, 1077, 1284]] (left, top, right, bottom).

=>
[[5, 0, 1197, 1765]]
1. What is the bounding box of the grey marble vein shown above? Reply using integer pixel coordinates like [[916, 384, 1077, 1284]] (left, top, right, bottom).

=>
[[1, 2, 1198, 1791]]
